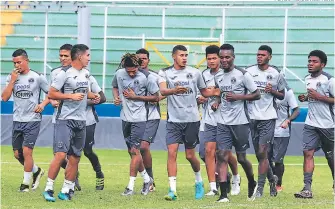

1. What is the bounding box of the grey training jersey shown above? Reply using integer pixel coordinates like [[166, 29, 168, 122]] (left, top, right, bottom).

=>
[[245, 65, 285, 120], [201, 68, 222, 127], [304, 72, 334, 129], [112, 68, 159, 122], [51, 67, 90, 121], [5, 70, 49, 122], [215, 67, 258, 125], [274, 88, 299, 137], [146, 70, 161, 120], [86, 75, 102, 126], [158, 66, 206, 123]]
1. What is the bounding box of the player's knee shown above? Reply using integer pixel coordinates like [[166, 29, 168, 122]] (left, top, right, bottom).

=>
[[168, 149, 177, 159], [303, 150, 314, 160], [55, 152, 67, 161], [22, 147, 33, 157], [237, 154, 246, 165], [130, 147, 139, 156], [140, 146, 149, 156], [185, 151, 195, 161], [13, 150, 21, 160], [83, 147, 93, 156], [205, 147, 215, 158], [216, 150, 226, 162]]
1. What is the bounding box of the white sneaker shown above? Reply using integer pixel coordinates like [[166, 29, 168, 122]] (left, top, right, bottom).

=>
[[231, 175, 241, 195], [217, 197, 229, 203], [205, 190, 219, 196]]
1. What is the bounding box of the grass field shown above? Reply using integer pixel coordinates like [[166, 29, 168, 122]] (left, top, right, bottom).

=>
[[1, 145, 334, 209]]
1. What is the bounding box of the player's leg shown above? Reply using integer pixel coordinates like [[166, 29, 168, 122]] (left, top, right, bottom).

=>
[[272, 137, 290, 191], [84, 123, 104, 190], [319, 128, 334, 183], [228, 152, 240, 196], [199, 131, 206, 163], [203, 124, 218, 196], [58, 120, 86, 201], [43, 120, 69, 202], [294, 125, 320, 199], [164, 122, 182, 201]]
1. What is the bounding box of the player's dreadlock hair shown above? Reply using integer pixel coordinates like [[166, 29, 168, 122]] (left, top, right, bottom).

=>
[[117, 53, 142, 69]]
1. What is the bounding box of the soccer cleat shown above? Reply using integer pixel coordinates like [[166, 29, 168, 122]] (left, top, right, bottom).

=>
[[294, 189, 313, 199], [195, 182, 205, 200], [18, 184, 29, 192], [69, 189, 75, 198], [43, 190, 56, 202], [231, 175, 241, 196], [32, 167, 44, 190], [248, 181, 257, 199], [149, 182, 156, 192], [58, 191, 71, 201], [270, 175, 278, 197], [164, 189, 178, 201], [216, 196, 229, 203], [74, 172, 81, 191], [205, 190, 219, 196], [141, 177, 154, 195], [121, 187, 134, 196], [276, 185, 283, 192], [249, 184, 263, 201], [96, 177, 104, 190]]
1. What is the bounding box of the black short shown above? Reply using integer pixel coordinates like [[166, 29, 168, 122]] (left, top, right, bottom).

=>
[[166, 121, 200, 149]]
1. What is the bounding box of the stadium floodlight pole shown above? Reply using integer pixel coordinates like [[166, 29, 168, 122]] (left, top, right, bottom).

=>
[[283, 8, 288, 75], [162, 7, 166, 39], [141, 33, 146, 48], [102, 6, 108, 93]]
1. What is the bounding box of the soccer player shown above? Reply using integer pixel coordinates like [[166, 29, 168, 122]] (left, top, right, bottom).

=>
[[136, 48, 165, 191], [245, 45, 286, 199], [294, 50, 334, 199], [1, 49, 49, 192], [197, 45, 240, 196], [268, 83, 300, 192], [158, 45, 214, 201], [207, 44, 260, 202], [43, 44, 99, 201], [112, 53, 158, 196]]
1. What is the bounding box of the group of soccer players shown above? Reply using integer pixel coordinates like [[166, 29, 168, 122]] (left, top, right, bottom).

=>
[[2, 42, 334, 203]]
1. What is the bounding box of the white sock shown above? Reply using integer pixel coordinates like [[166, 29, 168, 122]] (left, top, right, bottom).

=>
[[45, 178, 55, 191], [194, 171, 203, 183], [140, 170, 150, 183], [61, 179, 74, 194], [23, 171, 32, 185], [32, 164, 39, 173], [169, 176, 177, 192], [233, 174, 240, 183], [210, 182, 217, 191], [127, 176, 136, 191]]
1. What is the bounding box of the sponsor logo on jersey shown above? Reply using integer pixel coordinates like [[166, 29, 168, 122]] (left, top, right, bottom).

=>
[[15, 84, 30, 90], [73, 87, 88, 94], [186, 73, 193, 79], [174, 81, 189, 86], [28, 78, 34, 83], [76, 81, 88, 87], [15, 90, 33, 99]]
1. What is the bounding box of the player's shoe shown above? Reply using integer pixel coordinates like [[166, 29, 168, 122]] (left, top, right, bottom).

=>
[[164, 189, 178, 201], [269, 175, 278, 197], [205, 189, 219, 196], [195, 182, 205, 199], [249, 184, 263, 201], [276, 185, 283, 192], [58, 191, 71, 200], [32, 167, 44, 190], [96, 177, 104, 190], [248, 181, 257, 200], [74, 172, 81, 191], [216, 196, 229, 203], [18, 184, 29, 192], [141, 177, 154, 195], [121, 187, 134, 196], [42, 190, 56, 202], [294, 189, 313, 199], [149, 182, 156, 192], [231, 175, 241, 195]]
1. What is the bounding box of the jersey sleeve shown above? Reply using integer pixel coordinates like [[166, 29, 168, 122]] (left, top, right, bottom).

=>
[[328, 77, 334, 97], [287, 89, 298, 109], [196, 70, 206, 90], [243, 72, 257, 93], [158, 70, 167, 83], [51, 70, 67, 91], [147, 75, 160, 95], [39, 74, 50, 93], [90, 75, 102, 93], [277, 73, 286, 91], [5, 74, 11, 86], [112, 74, 118, 88]]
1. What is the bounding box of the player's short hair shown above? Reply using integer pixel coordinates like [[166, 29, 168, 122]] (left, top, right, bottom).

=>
[[60, 44, 73, 51], [172, 45, 187, 54], [206, 45, 220, 57], [136, 48, 150, 59], [258, 45, 272, 55], [12, 49, 28, 58], [71, 44, 89, 60], [220, 44, 235, 52], [308, 50, 327, 65], [122, 53, 142, 68]]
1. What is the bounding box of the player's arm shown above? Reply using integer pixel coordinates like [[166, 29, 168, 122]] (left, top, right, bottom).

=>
[[1, 70, 19, 101], [228, 72, 261, 101], [88, 91, 106, 106], [266, 74, 285, 100], [281, 90, 300, 128], [123, 88, 159, 102]]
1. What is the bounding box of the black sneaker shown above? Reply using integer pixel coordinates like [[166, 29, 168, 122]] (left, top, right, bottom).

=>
[[248, 181, 257, 199], [294, 189, 313, 199], [121, 187, 134, 196], [270, 175, 278, 197], [96, 177, 104, 190], [18, 184, 29, 192], [141, 177, 153, 195], [32, 167, 45, 190], [74, 172, 81, 191]]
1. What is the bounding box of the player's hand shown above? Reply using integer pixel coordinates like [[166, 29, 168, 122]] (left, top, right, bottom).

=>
[[114, 96, 121, 105], [10, 68, 20, 82], [71, 93, 85, 101], [226, 92, 238, 102], [50, 99, 59, 107], [197, 96, 208, 104], [211, 102, 219, 111], [307, 88, 321, 100], [92, 94, 101, 104], [265, 83, 273, 93], [298, 94, 306, 102], [174, 86, 188, 94], [34, 104, 44, 113], [123, 88, 136, 99], [280, 119, 290, 129]]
